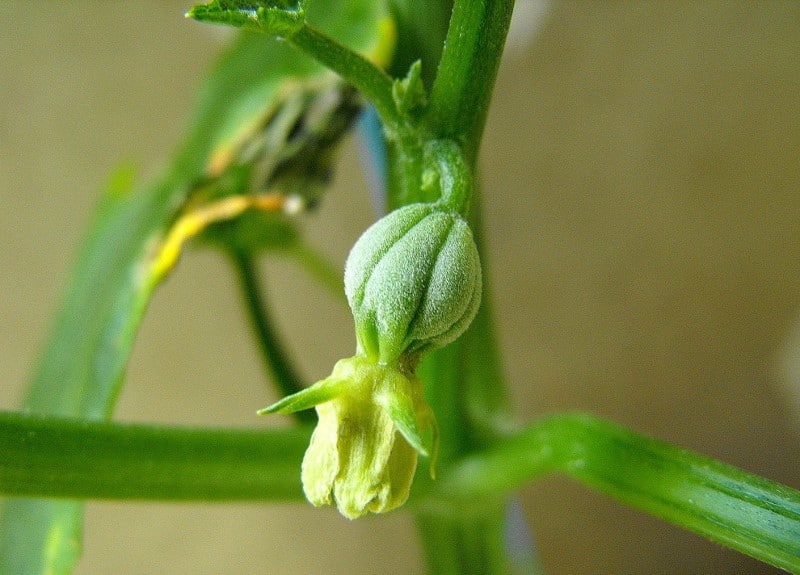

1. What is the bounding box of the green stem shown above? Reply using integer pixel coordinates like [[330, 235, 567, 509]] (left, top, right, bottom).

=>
[[412, 179, 517, 574], [387, 0, 452, 87], [428, 412, 800, 574], [289, 24, 403, 134], [426, 0, 516, 163], [287, 241, 346, 303], [0, 411, 308, 501], [229, 249, 313, 422], [385, 134, 426, 212], [415, 503, 514, 575], [427, 139, 472, 216], [459, 175, 513, 443]]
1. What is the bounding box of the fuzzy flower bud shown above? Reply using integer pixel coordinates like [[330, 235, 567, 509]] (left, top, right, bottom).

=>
[[260, 200, 480, 519], [344, 203, 482, 366]]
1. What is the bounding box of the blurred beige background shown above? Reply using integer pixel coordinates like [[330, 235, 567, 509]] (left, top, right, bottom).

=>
[[2, 2, 800, 574]]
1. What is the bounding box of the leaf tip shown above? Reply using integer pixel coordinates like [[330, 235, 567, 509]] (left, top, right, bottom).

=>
[[257, 402, 284, 415]]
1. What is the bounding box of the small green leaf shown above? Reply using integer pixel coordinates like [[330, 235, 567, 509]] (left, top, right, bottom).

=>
[[187, 0, 306, 37], [102, 162, 137, 201], [392, 60, 427, 117]]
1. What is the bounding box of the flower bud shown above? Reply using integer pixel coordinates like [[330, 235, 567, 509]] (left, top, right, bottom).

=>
[[344, 203, 482, 366], [260, 201, 480, 519]]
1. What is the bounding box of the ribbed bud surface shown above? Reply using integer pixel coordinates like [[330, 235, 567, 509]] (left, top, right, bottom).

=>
[[344, 203, 482, 365]]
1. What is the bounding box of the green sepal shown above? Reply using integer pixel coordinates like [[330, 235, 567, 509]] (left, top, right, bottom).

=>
[[392, 60, 427, 118], [258, 376, 346, 415], [187, 0, 306, 37], [375, 371, 439, 478], [375, 370, 428, 457]]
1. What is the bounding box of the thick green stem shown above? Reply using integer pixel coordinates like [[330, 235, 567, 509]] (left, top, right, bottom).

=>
[[373, 6, 521, 575], [416, 502, 514, 575], [411, 172, 515, 575], [228, 249, 314, 423], [0, 411, 308, 501], [426, 0, 516, 163]]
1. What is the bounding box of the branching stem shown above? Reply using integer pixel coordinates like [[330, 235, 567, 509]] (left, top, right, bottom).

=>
[[289, 24, 403, 135], [423, 412, 800, 574]]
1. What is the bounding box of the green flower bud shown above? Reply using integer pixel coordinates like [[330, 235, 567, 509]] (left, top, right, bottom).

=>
[[260, 356, 437, 519], [344, 203, 482, 366], [260, 198, 480, 519]]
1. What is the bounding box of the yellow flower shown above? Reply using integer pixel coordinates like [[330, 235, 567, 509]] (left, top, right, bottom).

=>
[[260, 356, 437, 519]]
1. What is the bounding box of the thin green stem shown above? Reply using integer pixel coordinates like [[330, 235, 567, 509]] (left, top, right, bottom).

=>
[[287, 241, 346, 303], [0, 411, 309, 501], [426, 0, 516, 164], [228, 249, 313, 423], [426, 412, 800, 574], [289, 24, 403, 134], [426, 139, 472, 216]]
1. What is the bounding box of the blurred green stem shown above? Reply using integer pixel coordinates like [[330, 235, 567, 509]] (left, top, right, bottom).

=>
[[415, 505, 513, 575], [288, 242, 346, 302], [228, 248, 313, 423]]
